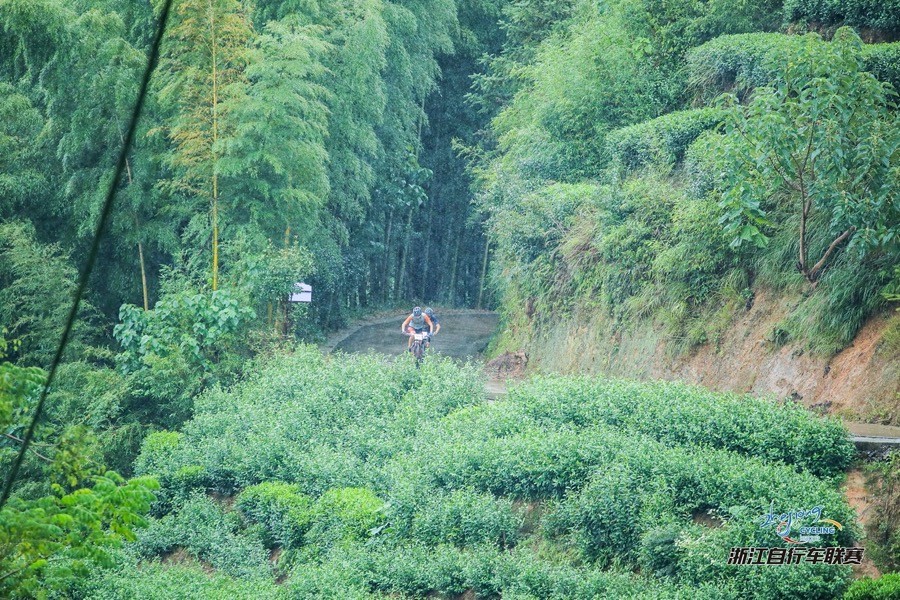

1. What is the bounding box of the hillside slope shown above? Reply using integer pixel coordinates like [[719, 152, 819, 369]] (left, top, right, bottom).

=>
[[495, 292, 899, 424]]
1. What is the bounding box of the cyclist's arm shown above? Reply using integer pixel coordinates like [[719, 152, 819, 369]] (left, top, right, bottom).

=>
[[401, 315, 412, 332], [424, 314, 433, 334], [434, 322, 441, 335]]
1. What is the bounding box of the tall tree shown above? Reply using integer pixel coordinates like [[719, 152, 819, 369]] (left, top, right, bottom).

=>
[[155, 0, 254, 290]]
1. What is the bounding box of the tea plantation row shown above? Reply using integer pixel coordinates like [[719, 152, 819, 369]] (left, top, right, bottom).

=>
[[84, 346, 859, 598]]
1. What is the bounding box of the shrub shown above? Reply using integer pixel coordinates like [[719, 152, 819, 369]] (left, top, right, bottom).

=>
[[844, 574, 900, 600], [864, 451, 900, 571], [507, 375, 854, 477], [407, 488, 524, 548], [606, 108, 726, 175], [547, 464, 648, 566], [674, 516, 852, 599], [861, 42, 900, 93], [236, 481, 314, 548], [134, 431, 184, 477], [305, 487, 386, 546], [131, 347, 860, 598], [783, 0, 900, 33], [545, 430, 856, 567], [133, 494, 271, 579], [78, 560, 286, 600], [286, 540, 713, 599], [687, 33, 808, 99], [403, 424, 621, 498], [687, 33, 900, 100], [131, 348, 485, 496]]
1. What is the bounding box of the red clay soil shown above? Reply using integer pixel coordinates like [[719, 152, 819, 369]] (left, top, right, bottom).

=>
[[521, 289, 900, 425]]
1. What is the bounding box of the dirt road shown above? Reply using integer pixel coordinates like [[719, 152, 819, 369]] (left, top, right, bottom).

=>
[[328, 309, 500, 360]]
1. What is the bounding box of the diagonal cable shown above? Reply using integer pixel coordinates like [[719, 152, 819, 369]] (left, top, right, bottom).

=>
[[0, 0, 175, 510]]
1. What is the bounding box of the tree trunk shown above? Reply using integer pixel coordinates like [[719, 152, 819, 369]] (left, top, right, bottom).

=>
[[421, 206, 432, 300], [210, 2, 220, 291], [125, 159, 150, 312], [395, 205, 415, 300], [448, 232, 461, 305], [138, 239, 150, 311], [807, 227, 855, 284], [477, 237, 490, 309], [383, 207, 394, 303]]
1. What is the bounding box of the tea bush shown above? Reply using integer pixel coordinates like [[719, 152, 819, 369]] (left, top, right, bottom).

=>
[[404, 488, 524, 548], [844, 574, 900, 600], [236, 481, 314, 548], [124, 346, 858, 598], [305, 487, 386, 547], [506, 375, 854, 477], [547, 434, 856, 560], [687, 33, 900, 99], [783, 0, 900, 32], [606, 108, 726, 175], [134, 346, 485, 495], [285, 540, 718, 600], [77, 559, 286, 600], [674, 516, 851, 599], [133, 494, 271, 579]]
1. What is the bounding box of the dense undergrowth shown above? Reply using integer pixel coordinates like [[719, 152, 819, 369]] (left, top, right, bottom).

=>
[[54, 347, 864, 599], [475, 0, 900, 359]]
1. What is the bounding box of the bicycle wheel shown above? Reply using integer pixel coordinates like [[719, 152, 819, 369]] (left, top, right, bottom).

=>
[[413, 340, 424, 365]]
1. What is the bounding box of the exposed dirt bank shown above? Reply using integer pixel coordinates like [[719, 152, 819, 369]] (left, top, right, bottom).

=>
[[509, 290, 899, 425]]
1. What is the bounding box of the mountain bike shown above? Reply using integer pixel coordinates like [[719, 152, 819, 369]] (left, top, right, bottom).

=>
[[406, 330, 427, 367]]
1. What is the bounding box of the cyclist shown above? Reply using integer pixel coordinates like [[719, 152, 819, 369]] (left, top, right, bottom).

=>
[[401, 306, 433, 352], [424, 307, 440, 348]]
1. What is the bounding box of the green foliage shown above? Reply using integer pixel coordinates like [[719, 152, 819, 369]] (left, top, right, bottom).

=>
[[285, 539, 717, 599], [507, 375, 855, 477], [687, 33, 900, 101], [712, 29, 899, 282], [80, 559, 287, 600], [0, 331, 44, 429], [405, 488, 524, 548], [133, 346, 484, 495], [0, 83, 47, 218], [114, 289, 253, 375], [237, 481, 313, 548], [0, 472, 158, 598], [306, 487, 386, 546], [122, 345, 859, 597], [783, 0, 900, 33], [863, 451, 900, 571], [862, 42, 900, 97], [606, 107, 726, 175], [844, 574, 900, 600], [687, 32, 809, 100], [134, 493, 271, 579], [484, 8, 900, 357], [0, 221, 96, 366], [111, 289, 254, 427]]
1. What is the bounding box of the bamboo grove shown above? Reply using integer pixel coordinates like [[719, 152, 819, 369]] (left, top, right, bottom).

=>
[[0, 0, 501, 354]]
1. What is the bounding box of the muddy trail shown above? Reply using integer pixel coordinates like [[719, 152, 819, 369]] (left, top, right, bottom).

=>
[[328, 309, 500, 360]]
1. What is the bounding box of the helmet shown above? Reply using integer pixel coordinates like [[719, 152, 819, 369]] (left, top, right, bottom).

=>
[[412, 306, 422, 316], [424, 307, 434, 316]]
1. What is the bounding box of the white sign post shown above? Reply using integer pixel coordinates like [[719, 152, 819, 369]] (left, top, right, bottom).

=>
[[289, 282, 312, 303]]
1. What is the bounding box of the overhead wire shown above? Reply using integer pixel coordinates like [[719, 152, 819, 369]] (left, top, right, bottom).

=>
[[0, 0, 176, 510]]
